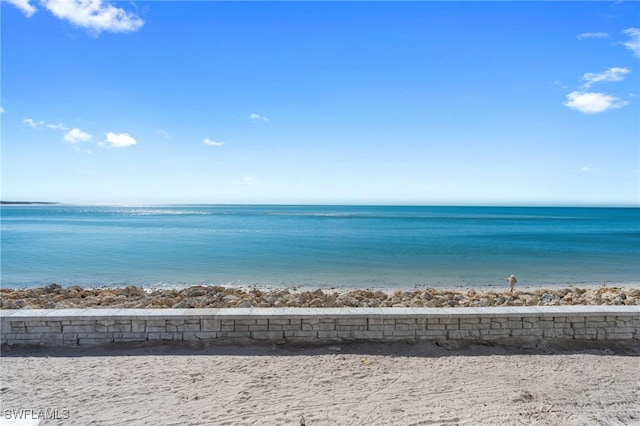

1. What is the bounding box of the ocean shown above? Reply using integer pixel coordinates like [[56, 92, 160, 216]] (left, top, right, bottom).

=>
[[1, 205, 638, 290]]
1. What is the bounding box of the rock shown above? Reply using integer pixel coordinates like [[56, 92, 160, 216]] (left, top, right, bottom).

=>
[[62, 289, 77, 298], [373, 291, 388, 300], [1, 284, 639, 310], [151, 296, 175, 307], [420, 290, 434, 301], [541, 293, 560, 303], [3, 300, 18, 309], [44, 283, 62, 293], [309, 298, 324, 307], [120, 286, 145, 297], [222, 295, 240, 304]]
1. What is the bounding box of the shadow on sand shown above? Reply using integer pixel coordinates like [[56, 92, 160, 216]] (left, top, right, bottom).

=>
[[2, 338, 639, 358]]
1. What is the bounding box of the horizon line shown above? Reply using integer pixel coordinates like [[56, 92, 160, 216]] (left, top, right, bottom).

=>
[[2, 201, 639, 209]]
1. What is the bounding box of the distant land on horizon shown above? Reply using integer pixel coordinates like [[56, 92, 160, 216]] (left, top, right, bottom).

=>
[[0, 201, 638, 208], [1, 201, 60, 205]]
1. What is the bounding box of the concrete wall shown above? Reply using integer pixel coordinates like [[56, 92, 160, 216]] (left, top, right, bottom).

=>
[[1, 306, 638, 347]]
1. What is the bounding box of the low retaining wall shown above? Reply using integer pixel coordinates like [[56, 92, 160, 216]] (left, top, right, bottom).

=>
[[1, 306, 639, 347]]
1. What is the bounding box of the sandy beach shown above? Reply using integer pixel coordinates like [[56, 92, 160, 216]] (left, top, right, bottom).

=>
[[2, 284, 639, 424], [2, 340, 639, 425]]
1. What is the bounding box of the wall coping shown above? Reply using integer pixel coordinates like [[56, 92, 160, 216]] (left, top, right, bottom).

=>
[[1, 305, 638, 321]]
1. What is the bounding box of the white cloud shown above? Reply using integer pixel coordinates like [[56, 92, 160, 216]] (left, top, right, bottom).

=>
[[577, 32, 609, 40], [623, 27, 640, 57], [22, 118, 44, 128], [5, 0, 36, 17], [104, 132, 136, 148], [64, 128, 93, 143], [250, 113, 269, 122], [580, 167, 596, 173], [203, 138, 224, 146], [563, 91, 629, 114], [582, 67, 630, 88], [47, 122, 68, 131], [40, 0, 144, 34], [0, 106, 4, 114]]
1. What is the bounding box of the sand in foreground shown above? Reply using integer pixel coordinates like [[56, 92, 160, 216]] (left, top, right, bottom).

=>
[[2, 341, 639, 425]]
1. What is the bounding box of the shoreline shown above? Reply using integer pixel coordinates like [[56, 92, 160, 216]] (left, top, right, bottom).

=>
[[1, 284, 639, 309]]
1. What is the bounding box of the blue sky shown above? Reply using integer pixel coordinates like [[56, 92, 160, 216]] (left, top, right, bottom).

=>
[[2, 1, 639, 205]]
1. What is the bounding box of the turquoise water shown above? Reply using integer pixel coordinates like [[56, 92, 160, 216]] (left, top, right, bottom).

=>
[[1, 205, 638, 289]]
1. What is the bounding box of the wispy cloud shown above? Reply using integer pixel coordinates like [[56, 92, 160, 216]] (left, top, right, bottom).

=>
[[64, 128, 93, 143], [22, 118, 44, 128], [623, 27, 640, 57], [104, 132, 137, 148], [579, 166, 597, 173], [19, 116, 138, 149], [7, 0, 144, 34], [582, 67, 630, 89], [24, 118, 70, 130], [203, 138, 224, 146], [47, 122, 68, 131], [5, 0, 36, 17], [0, 106, 4, 114], [157, 129, 171, 139], [553, 80, 568, 90], [577, 32, 609, 40], [563, 91, 629, 114], [250, 113, 269, 122]]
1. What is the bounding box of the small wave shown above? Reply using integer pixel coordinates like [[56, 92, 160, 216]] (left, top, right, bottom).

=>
[[128, 209, 209, 216], [267, 212, 363, 218]]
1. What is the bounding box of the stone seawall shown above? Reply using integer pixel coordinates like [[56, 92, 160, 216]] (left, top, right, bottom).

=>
[[1, 306, 638, 347]]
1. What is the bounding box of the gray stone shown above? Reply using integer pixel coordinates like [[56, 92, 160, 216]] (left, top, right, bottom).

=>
[[62, 325, 96, 333], [131, 320, 146, 332], [251, 331, 285, 340], [202, 319, 221, 331]]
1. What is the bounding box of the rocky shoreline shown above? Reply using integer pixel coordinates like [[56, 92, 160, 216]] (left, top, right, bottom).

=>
[[1, 284, 639, 309]]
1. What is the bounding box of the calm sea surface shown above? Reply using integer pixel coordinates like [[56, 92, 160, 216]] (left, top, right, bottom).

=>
[[1, 205, 638, 289]]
